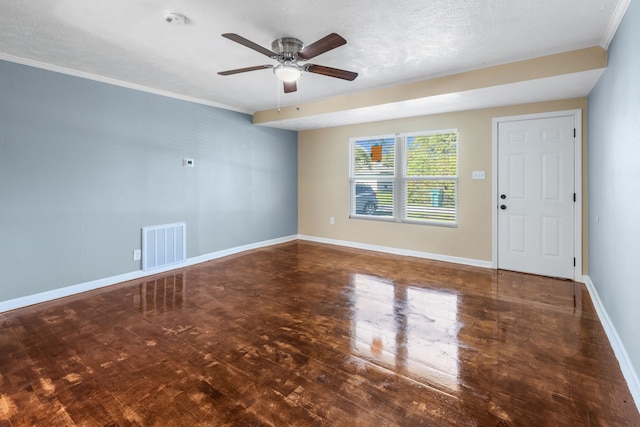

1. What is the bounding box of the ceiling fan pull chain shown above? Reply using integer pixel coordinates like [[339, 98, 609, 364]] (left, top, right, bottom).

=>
[[277, 78, 281, 112]]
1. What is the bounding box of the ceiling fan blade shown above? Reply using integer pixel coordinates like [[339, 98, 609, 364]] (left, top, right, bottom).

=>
[[298, 33, 346, 60], [218, 65, 273, 76], [283, 81, 297, 93], [221, 33, 276, 57], [305, 64, 358, 81]]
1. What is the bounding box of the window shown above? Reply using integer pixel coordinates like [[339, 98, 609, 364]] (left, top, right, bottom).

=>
[[403, 131, 458, 224], [350, 136, 395, 218], [350, 130, 458, 226]]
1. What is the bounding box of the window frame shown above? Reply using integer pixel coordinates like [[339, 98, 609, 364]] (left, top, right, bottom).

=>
[[349, 134, 397, 222], [349, 129, 459, 227], [400, 129, 459, 227]]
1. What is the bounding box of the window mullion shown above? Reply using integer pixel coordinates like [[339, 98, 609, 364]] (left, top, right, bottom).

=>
[[395, 135, 403, 222]]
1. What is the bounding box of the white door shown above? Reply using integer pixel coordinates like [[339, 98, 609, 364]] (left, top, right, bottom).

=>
[[497, 115, 575, 279]]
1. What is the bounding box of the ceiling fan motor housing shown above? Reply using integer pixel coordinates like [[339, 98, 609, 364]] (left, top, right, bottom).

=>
[[271, 38, 304, 58]]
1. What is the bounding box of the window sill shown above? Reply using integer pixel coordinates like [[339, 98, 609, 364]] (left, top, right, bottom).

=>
[[349, 215, 458, 228]]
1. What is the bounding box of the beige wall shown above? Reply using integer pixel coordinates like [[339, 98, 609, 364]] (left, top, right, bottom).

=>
[[299, 98, 588, 271]]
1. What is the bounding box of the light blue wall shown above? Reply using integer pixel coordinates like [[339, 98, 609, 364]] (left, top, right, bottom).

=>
[[588, 1, 640, 374], [0, 60, 298, 302]]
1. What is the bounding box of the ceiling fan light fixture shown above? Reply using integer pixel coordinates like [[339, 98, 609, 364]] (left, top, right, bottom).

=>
[[273, 62, 302, 82]]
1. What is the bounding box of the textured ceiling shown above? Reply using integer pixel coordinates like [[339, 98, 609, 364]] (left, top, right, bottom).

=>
[[0, 0, 628, 129]]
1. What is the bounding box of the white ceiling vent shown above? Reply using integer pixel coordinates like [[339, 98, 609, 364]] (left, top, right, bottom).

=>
[[163, 10, 187, 25]]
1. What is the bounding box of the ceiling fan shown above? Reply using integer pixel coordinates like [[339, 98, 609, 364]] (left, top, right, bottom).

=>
[[218, 33, 358, 93]]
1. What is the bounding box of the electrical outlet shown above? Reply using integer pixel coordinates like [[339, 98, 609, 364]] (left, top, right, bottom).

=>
[[330, 217, 335, 225], [183, 158, 195, 167], [133, 249, 141, 261]]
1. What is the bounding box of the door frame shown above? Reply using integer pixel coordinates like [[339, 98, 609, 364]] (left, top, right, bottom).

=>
[[491, 109, 583, 281]]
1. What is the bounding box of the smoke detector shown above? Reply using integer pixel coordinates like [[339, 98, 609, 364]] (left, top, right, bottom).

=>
[[163, 10, 187, 25]]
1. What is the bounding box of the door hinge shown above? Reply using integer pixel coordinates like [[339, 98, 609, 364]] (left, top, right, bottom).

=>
[[573, 257, 576, 267], [574, 128, 576, 138], [574, 193, 576, 202]]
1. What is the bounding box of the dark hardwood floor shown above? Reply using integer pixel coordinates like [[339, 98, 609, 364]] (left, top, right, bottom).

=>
[[0, 241, 638, 426]]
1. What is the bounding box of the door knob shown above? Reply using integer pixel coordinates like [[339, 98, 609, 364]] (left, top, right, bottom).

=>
[[500, 194, 507, 199], [500, 205, 507, 210]]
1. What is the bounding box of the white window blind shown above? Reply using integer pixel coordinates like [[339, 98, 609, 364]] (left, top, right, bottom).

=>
[[402, 131, 458, 224], [349, 136, 395, 217]]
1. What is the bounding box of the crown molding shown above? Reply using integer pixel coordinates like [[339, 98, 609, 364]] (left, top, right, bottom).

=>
[[601, 0, 632, 48], [0, 53, 250, 115]]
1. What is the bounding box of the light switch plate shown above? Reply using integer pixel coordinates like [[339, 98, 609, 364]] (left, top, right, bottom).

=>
[[472, 171, 486, 180]]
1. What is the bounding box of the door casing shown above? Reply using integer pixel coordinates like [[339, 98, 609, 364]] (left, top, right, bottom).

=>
[[492, 109, 583, 281]]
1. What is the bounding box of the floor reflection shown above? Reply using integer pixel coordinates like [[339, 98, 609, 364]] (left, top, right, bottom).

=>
[[350, 273, 460, 391], [134, 273, 186, 314]]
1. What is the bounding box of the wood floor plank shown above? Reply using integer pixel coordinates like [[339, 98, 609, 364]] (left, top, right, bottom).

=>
[[0, 241, 638, 425]]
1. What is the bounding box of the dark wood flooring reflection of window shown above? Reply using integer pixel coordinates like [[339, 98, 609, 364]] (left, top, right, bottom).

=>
[[0, 241, 637, 426]]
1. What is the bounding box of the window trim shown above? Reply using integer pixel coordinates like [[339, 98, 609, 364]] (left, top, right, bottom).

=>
[[349, 130, 459, 227]]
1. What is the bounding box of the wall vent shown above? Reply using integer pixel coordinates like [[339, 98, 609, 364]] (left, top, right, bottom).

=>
[[142, 222, 186, 271]]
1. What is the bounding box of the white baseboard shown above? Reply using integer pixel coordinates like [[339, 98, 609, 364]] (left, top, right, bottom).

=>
[[583, 275, 640, 411], [0, 269, 150, 314], [184, 235, 298, 266], [298, 234, 493, 269], [0, 234, 298, 314]]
